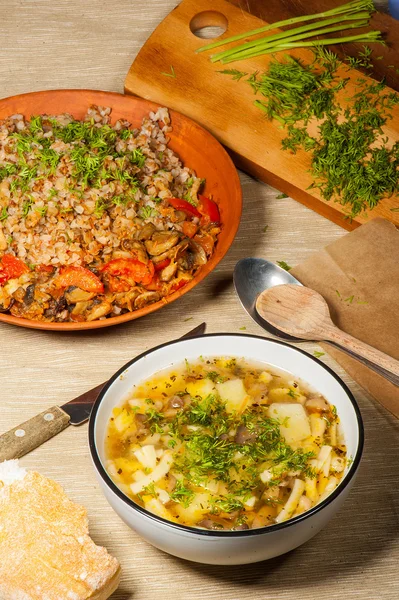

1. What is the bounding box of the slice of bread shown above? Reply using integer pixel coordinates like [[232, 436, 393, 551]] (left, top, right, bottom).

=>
[[0, 460, 121, 600]]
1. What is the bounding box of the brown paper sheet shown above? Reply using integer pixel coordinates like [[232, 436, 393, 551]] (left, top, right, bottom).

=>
[[291, 218, 399, 418]]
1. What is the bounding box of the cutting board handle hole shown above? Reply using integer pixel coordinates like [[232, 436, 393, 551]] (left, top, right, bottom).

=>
[[190, 11, 228, 39]]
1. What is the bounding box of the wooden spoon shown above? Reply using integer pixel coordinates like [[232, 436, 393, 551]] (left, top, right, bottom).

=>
[[256, 284, 399, 387]]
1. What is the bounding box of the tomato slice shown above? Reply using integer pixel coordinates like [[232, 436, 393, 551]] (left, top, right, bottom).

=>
[[168, 198, 201, 218], [170, 278, 189, 293], [0, 254, 29, 282], [197, 195, 220, 223], [145, 273, 163, 291], [154, 258, 171, 272], [55, 266, 104, 293], [1, 254, 29, 279], [101, 258, 154, 286]]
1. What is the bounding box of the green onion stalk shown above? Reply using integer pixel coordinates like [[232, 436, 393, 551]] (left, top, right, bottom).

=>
[[210, 12, 371, 63], [196, 0, 376, 54], [219, 20, 373, 64], [244, 31, 384, 61]]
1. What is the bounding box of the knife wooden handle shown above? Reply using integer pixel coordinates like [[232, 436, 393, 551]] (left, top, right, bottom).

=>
[[0, 406, 70, 462]]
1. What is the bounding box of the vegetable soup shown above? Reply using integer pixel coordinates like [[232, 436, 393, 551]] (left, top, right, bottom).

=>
[[105, 357, 348, 531]]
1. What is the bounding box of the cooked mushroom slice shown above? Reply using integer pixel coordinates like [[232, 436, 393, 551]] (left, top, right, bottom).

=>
[[165, 473, 177, 493], [235, 424, 257, 445], [188, 239, 207, 267], [23, 284, 35, 306], [168, 396, 184, 409], [111, 249, 134, 260], [197, 518, 225, 530], [305, 395, 330, 413], [232, 522, 249, 531], [113, 287, 142, 312], [136, 222, 156, 241], [145, 231, 180, 256], [151, 240, 187, 266], [71, 300, 91, 316], [134, 291, 160, 309], [65, 286, 95, 304], [121, 240, 149, 263], [159, 260, 178, 282], [55, 295, 68, 314], [86, 301, 113, 321]]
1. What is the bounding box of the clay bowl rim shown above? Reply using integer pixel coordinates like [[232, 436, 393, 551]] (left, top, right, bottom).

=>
[[0, 89, 242, 331]]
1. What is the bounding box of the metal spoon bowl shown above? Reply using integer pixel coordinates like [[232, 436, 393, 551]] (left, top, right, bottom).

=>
[[233, 257, 398, 386], [233, 258, 303, 341]]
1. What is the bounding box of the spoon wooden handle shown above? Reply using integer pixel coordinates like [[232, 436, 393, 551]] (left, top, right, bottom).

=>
[[325, 341, 399, 387], [321, 322, 399, 384]]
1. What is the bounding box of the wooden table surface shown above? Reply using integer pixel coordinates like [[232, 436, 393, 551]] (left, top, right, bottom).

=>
[[0, 1, 398, 598]]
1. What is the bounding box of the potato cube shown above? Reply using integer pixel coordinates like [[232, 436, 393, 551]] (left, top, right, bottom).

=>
[[113, 408, 135, 433], [268, 403, 311, 443], [186, 378, 216, 399], [216, 379, 249, 413]]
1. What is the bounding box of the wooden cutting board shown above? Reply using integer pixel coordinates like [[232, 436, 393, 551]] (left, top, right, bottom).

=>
[[125, 0, 399, 230]]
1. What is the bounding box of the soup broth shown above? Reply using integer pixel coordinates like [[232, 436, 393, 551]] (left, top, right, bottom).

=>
[[105, 357, 347, 531]]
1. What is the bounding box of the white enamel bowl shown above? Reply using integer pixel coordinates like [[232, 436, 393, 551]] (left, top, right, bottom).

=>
[[89, 334, 363, 565]]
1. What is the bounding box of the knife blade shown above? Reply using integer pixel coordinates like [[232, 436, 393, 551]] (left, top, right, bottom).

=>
[[0, 322, 206, 462]]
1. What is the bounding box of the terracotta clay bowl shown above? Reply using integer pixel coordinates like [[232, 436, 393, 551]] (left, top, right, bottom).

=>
[[0, 90, 242, 331]]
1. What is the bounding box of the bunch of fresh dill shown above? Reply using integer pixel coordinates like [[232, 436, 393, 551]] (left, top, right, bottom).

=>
[[221, 49, 399, 218]]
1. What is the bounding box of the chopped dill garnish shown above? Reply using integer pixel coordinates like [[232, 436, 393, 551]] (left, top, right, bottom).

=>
[[143, 482, 157, 496], [210, 495, 245, 514], [161, 65, 176, 78], [0, 207, 8, 221], [221, 49, 399, 218], [140, 206, 158, 219], [218, 69, 248, 81], [346, 45, 373, 71], [170, 480, 195, 507], [277, 261, 292, 271], [130, 148, 146, 169], [206, 371, 227, 383], [313, 351, 325, 358]]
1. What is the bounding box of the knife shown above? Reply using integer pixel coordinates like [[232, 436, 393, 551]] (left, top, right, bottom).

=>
[[0, 322, 206, 462]]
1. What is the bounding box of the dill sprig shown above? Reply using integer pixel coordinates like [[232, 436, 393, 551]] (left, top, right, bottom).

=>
[[170, 480, 195, 507]]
